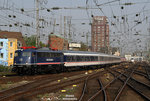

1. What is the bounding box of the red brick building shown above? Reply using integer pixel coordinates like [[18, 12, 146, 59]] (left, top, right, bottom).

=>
[[48, 35, 68, 50], [91, 16, 109, 53]]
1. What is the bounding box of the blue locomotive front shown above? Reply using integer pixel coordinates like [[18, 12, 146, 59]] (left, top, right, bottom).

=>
[[14, 49, 34, 65], [13, 49, 64, 74]]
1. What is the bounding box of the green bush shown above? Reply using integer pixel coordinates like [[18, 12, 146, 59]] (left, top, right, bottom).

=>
[[0, 65, 11, 72]]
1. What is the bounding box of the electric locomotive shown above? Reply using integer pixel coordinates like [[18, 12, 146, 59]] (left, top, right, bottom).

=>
[[13, 48, 64, 74]]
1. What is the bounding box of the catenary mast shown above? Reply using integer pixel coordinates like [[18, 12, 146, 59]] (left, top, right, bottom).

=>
[[36, 0, 40, 47]]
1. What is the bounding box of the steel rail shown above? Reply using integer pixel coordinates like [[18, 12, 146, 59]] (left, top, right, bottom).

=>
[[78, 70, 107, 101], [78, 76, 89, 101], [97, 78, 107, 101], [113, 68, 135, 101]]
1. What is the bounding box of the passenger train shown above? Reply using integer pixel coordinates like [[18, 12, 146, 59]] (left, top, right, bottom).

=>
[[12, 48, 121, 74]]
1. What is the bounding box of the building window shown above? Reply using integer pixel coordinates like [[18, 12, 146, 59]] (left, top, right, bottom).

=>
[[17, 41, 22, 47], [10, 53, 13, 58], [0, 53, 3, 58], [0, 42, 3, 47], [10, 42, 13, 47]]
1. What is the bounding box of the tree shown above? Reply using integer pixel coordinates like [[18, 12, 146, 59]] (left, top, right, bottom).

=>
[[24, 35, 36, 47], [39, 41, 47, 47], [24, 35, 47, 47], [79, 42, 88, 51]]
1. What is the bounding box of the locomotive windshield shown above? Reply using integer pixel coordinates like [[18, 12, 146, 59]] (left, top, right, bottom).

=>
[[14, 51, 21, 57], [22, 52, 31, 57]]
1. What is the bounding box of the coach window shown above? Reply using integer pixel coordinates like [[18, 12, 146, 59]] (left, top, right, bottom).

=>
[[85, 56, 87, 61], [101, 57, 103, 61], [70, 56, 73, 61], [67, 56, 70, 62], [85, 56, 88, 61], [89, 56, 91, 61], [68, 56, 71, 62], [73, 56, 76, 62], [98, 56, 100, 61], [81, 56, 83, 61], [77, 56, 80, 61], [104, 57, 106, 61], [96, 57, 98, 61], [80, 56, 83, 61], [94, 56, 96, 61]]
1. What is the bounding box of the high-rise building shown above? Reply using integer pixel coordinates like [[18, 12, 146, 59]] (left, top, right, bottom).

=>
[[91, 16, 109, 53]]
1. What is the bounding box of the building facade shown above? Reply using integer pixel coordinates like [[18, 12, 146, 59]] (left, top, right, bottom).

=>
[[8, 38, 17, 66], [48, 35, 68, 50], [0, 31, 26, 48], [0, 39, 8, 66], [69, 43, 81, 51], [91, 16, 109, 53], [0, 38, 17, 66]]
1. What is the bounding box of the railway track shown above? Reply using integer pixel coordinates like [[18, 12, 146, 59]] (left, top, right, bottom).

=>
[[110, 66, 150, 101], [87, 67, 131, 101], [78, 64, 129, 101], [78, 71, 106, 101], [0, 62, 149, 101], [142, 63, 150, 80], [0, 69, 103, 101], [79, 63, 150, 101]]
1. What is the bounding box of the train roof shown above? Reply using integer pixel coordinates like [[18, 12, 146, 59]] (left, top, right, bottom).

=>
[[15, 49, 120, 58], [15, 49, 63, 53], [62, 50, 120, 58]]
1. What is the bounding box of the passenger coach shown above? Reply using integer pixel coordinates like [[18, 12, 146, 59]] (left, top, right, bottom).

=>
[[63, 51, 121, 67]]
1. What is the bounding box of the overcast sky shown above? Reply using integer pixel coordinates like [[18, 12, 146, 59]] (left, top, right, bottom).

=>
[[0, 0, 150, 55]]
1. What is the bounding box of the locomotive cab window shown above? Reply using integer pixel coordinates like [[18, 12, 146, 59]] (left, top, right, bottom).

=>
[[22, 52, 31, 57], [32, 52, 36, 57], [15, 52, 18, 57]]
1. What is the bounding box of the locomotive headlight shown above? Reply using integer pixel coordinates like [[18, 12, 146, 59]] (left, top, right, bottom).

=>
[[19, 58, 23, 62]]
